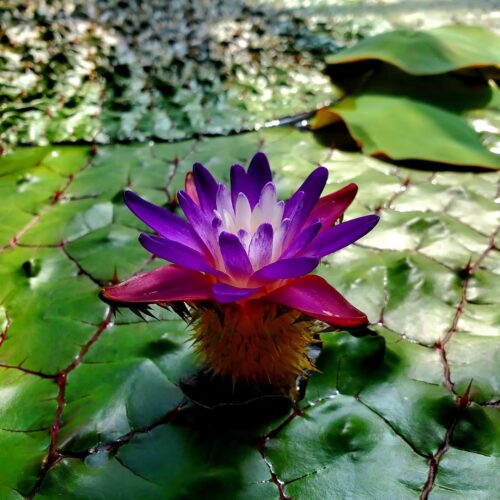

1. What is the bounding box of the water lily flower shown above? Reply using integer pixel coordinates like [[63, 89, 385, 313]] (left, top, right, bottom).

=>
[[102, 152, 379, 390]]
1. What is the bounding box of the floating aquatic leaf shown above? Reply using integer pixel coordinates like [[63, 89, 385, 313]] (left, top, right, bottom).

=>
[[326, 25, 500, 76], [0, 129, 498, 497], [313, 59, 500, 168]]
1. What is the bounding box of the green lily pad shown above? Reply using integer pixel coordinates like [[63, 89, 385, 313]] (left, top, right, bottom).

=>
[[326, 25, 500, 76], [312, 66, 500, 169], [0, 129, 499, 498]]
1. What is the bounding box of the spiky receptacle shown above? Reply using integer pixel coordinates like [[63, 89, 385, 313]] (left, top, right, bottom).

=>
[[191, 300, 320, 392]]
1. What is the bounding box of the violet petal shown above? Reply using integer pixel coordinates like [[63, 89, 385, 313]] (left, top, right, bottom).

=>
[[124, 190, 207, 254], [273, 217, 291, 260], [139, 233, 226, 278], [281, 220, 322, 259], [193, 163, 218, 213], [301, 214, 380, 258], [219, 231, 253, 279], [282, 192, 306, 248], [251, 256, 319, 282], [216, 184, 233, 215], [212, 283, 261, 303], [178, 191, 216, 253], [283, 190, 304, 223], [246, 152, 273, 207], [283, 166, 328, 221], [248, 223, 273, 269], [230, 163, 248, 208], [265, 275, 368, 327], [237, 228, 251, 251]]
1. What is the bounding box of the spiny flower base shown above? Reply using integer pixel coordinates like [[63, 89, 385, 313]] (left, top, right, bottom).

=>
[[192, 301, 321, 394]]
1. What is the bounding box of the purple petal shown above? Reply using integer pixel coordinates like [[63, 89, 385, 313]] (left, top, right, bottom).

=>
[[212, 215, 223, 231], [178, 191, 216, 253], [283, 190, 304, 222], [246, 152, 273, 207], [281, 220, 322, 259], [216, 184, 233, 215], [230, 164, 248, 208], [237, 228, 251, 251], [193, 163, 218, 212], [273, 217, 291, 257], [265, 275, 368, 327], [212, 283, 261, 303], [139, 233, 225, 278], [282, 192, 306, 248], [247, 152, 272, 187], [101, 265, 213, 304], [283, 166, 328, 221], [301, 214, 380, 258], [219, 231, 253, 279], [281, 167, 328, 250], [124, 190, 207, 254], [248, 223, 273, 269], [251, 257, 319, 282]]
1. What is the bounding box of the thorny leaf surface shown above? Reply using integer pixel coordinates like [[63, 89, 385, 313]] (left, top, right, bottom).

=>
[[0, 128, 499, 499]]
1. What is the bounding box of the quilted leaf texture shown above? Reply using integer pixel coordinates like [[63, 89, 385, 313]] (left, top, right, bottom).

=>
[[0, 129, 499, 499]]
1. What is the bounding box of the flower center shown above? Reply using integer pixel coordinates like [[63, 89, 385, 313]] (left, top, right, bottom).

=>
[[214, 182, 286, 267]]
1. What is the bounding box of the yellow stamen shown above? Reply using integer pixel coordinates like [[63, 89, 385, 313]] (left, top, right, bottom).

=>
[[191, 300, 320, 392]]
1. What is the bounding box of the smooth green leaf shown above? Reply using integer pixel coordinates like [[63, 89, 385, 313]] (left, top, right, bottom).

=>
[[312, 67, 500, 169], [326, 25, 500, 76]]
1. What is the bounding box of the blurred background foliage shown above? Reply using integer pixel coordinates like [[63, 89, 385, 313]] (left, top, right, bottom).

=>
[[2, 0, 499, 145]]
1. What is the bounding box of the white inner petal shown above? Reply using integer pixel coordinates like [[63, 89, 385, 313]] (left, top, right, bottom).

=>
[[214, 184, 285, 266], [272, 218, 290, 261], [235, 193, 252, 233]]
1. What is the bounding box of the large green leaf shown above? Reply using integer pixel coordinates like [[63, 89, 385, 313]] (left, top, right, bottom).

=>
[[326, 25, 500, 76], [312, 66, 500, 169], [0, 128, 499, 498], [316, 27, 500, 169]]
